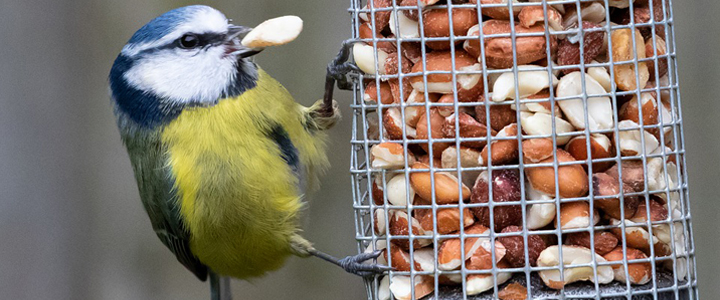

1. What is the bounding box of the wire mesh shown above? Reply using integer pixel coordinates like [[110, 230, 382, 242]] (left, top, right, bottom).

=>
[[347, 0, 697, 299]]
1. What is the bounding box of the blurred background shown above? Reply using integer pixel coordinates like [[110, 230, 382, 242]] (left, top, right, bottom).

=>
[[0, 0, 717, 299]]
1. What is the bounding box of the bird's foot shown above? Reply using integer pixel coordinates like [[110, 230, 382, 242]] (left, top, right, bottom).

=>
[[337, 250, 393, 277], [327, 40, 361, 91], [292, 235, 392, 277]]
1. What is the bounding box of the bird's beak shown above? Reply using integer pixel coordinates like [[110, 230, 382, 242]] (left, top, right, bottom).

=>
[[224, 25, 263, 59]]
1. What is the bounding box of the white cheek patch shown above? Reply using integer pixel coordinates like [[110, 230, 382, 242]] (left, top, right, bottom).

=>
[[124, 47, 238, 104]]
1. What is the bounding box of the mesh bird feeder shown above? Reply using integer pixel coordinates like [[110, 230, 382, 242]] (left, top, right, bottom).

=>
[[347, 0, 697, 299]]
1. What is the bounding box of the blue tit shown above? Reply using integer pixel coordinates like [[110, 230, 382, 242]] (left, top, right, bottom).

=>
[[108, 5, 386, 300]]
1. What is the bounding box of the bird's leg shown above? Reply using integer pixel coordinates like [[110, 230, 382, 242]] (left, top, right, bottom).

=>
[[290, 235, 392, 277], [317, 40, 360, 119], [302, 42, 389, 276], [209, 271, 232, 300], [307, 40, 358, 131]]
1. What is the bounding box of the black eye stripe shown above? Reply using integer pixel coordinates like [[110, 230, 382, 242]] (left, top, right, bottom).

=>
[[134, 33, 227, 57], [181, 33, 225, 48]]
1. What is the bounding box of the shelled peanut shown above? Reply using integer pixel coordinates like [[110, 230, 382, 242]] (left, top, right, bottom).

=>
[[356, 0, 686, 297]]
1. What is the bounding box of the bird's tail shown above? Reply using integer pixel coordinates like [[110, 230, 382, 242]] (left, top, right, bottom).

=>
[[209, 271, 232, 300]]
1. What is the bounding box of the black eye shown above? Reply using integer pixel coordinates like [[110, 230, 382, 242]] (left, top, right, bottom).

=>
[[179, 34, 199, 49]]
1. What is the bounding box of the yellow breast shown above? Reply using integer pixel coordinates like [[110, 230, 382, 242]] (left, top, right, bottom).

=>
[[160, 70, 328, 278]]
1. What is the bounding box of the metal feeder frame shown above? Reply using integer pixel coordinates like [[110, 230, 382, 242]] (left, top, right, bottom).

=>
[[347, 0, 698, 299]]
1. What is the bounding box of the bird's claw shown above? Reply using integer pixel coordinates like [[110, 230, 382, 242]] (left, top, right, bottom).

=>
[[338, 250, 393, 277], [327, 40, 360, 91]]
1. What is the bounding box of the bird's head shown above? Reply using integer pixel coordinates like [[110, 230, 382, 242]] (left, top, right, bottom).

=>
[[109, 5, 260, 129]]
